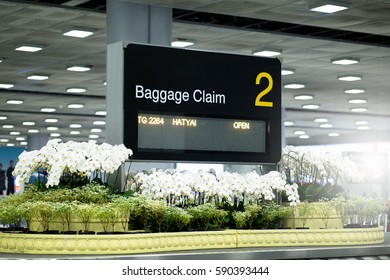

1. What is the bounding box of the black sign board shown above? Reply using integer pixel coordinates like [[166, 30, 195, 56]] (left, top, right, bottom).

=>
[[123, 43, 281, 163]]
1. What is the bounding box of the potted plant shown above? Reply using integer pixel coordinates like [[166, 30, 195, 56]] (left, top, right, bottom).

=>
[[74, 204, 97, 234], [296, 201, 313, 229]]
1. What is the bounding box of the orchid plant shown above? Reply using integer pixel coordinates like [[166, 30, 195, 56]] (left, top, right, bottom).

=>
[[13, 140, 133, 188]]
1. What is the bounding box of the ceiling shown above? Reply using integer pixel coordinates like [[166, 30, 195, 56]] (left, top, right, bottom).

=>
[[1, 0, 390, 149]]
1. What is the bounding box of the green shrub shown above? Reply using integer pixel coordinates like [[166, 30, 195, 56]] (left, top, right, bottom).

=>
[[187, 203, 216, 231], [30, 201, 55, 232], [232, 211, 248, 229], [164, 207, 192, 232], [296, 201, 313, 228], [111, 196, 135, 232], [148, 200, 168, 232], [96, 204, 118, 232], [53, 202, 76, 232], [74, 204, 97, 233]]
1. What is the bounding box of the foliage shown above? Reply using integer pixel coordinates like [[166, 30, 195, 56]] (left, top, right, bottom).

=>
[[53, 202, 76, 232], [296, 201, 313, 228], [259, 203, 290, 229], [111, 196, 134, 232], [74, 204, 97, 233], [164, 207, 192, 232], [315, 199, 335, 229], [232, 211, 248, 229], [187, 204, 218, 231], [147, 199, 168, 233], [297, 183, 344, 202], [96, 204, 117, 232], [30, 201, 55, 232]]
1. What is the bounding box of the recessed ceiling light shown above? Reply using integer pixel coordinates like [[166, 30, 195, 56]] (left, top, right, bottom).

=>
[[27, 75, 49, 81], [284, 84, 305, 89], [66, 65, 91, 72], [20, 141, 28, 145], [0, 58, 3, 63], [70, 124, 82, 128], [294, 130, 306, 135], [89, 134, 99, 139], [314, 118, 328, 123], [45, 118, 58, 123], [103, 81, 107, 86], [95, 111, 106, 116], [15, 44, 44, 52], [320, 123, 333, 128], [299, 135, 310, 139], [23, 121, 35, 126], [357, 126, 370, 130], [345, 89, 365, 94], [0, 139, 9, 143], [0, 83, 14, 89], [338, 75, 362, 81], [294, 95, 314, 100], [6, 143, 15, 147], [41, 107, 56, 113], [63, 28, 95, 38], [253, 49, 282, 57], [2, 125, 14, 129], [47, 127, 59, 131], [284, 121, 294, 126], [68, 104, 84, 109], [171, 40, 194, 48], [90, 128, 102, 133], [310, 3, 348, 13], [281, 69, 295, 76], [28, 129, 39, 133], [302, 104, 320, 109], [70, 131, 81, 135], [93, 120, 106, 126], [328, 132, 340, 137], [50, 133, 61, 137], [6, 100, 23, 104], [52, 138, 62, 142], [10, 131, 20, 135], [348, 99, 367, 104], [355, 120, 368, 125], [0, 116, 7, 120], [331, 57, 359, 65], [67, 87, 87, 93], [16, 137, 25, 141], [350, 107, 367, 112]]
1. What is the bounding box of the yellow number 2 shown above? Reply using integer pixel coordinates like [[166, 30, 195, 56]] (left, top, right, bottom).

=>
[[255, 72, 273, 107]]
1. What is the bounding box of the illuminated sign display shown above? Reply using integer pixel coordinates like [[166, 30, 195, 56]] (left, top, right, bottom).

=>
[[123, 43, 281, 163]]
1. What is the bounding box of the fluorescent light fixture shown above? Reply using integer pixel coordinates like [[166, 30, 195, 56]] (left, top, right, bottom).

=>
[[27, 75, 49, 81], [284, 84, 305, 89], [89, 134, 99, 139], [16, 137, 25, 141], [15, 44, 44, 52], [28, 129, 39, 133], [70, 131, 80, 135], [10, 132, 20, 135], [41, 107, 56, 112], [299, 135, 310, 139], [302, 104, 320, 109], [20, 141, 28, 145], [0, 139, 9, 143], [93, 120, 106, 126], [355, 120, 368, 125], [47, 127, 59, 131], [331, 57, 359, 65], [338, 75, 362, 81], [0, 83, 14, 89], [0, 116, 7, 120], [45, 118, 58, 123], [281, 69, 295, 76], [6, 100, 23, 104], [345, 89, 365, 94], [66, 65, 91, 72], [95, 111, 106, 116], [284, 121, 294, 126], [350, 107, 367, 112], [294, 95, 314, 100], [50, 133, 61, 137], [357, 126, 370, 130], [2, 125, 14, 129], [253, 49, 282, 57], [68, 104, 84, 109], [67, 87, 87, 93], [23, 121, 35, 126], [314, 118, 328, 123], [320, 123, 333, 128], [171, 40, 194, 48], [294, 130, 306, 135], [69, 124, 82, 128], [310, 3, 348, 13], [6, 143, 15, 147], [90, 128, 102, 133], [328, 132, 339, 137], [348, 98, 367, 104], [63, 27, 95, 38]]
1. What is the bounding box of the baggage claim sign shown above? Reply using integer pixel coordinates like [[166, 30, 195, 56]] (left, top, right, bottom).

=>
[[123, 43, 281, 163]]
